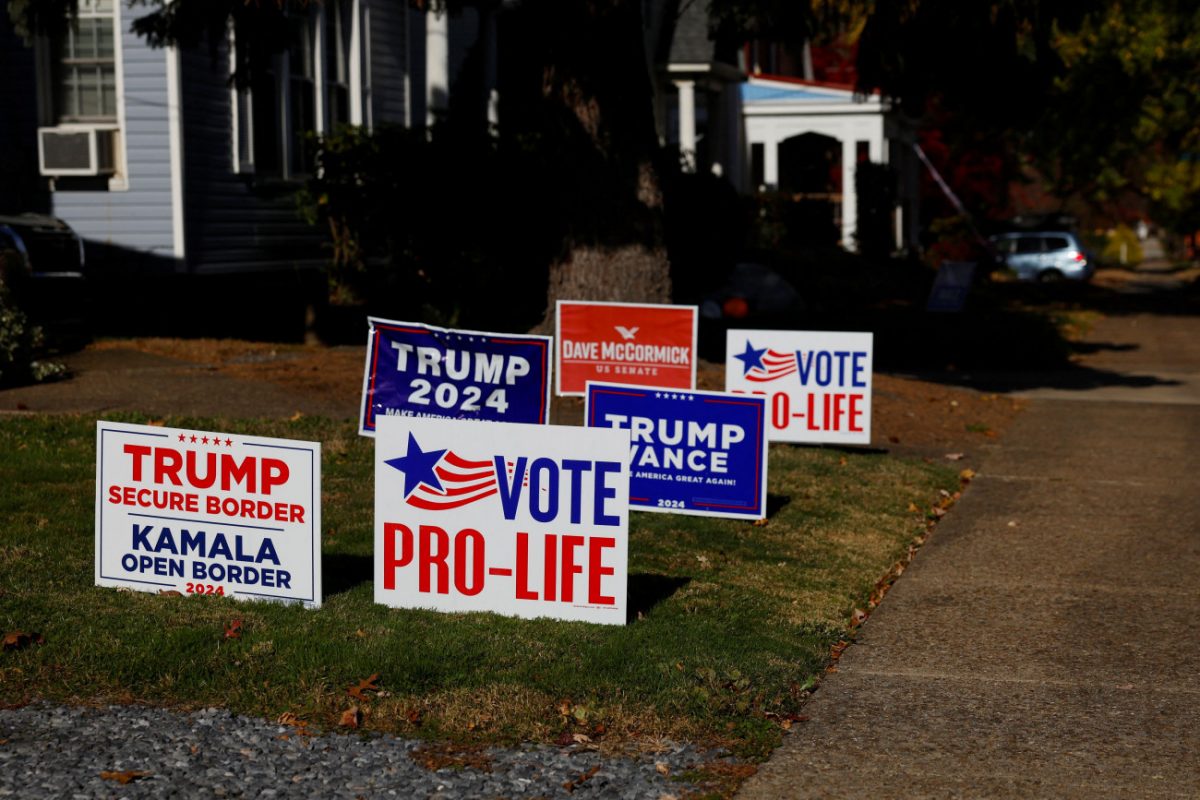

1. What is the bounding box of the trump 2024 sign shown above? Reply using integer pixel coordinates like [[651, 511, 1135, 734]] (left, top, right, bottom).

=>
[[375, 416, 630, 625], [360, 318, 552, 436], [726, 330, 873, 445], [556, 301, 697, 395], [586, 383, 768, 520], [96, 421, 322, 607]]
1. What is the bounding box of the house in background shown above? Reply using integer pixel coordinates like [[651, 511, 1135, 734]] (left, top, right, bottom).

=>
[[741, 75, 920, 252], [0, 1, 921, 302], [0, 0, 491, 281]]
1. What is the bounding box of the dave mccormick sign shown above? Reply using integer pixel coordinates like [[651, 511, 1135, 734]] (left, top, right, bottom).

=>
[[726, 330, 874, 445], [360, 318, 552, 436], [95, 421, 322, 607], [374, 416, 630, 625], [556, 301, 697, 395], [586, 383, 768, 520]]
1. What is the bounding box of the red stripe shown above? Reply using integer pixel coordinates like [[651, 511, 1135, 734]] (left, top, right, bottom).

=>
[[444, 452, 491, 469], [435, 465, 495, 482], [407, 487, 499, 510], [426, 477, 497, 496]]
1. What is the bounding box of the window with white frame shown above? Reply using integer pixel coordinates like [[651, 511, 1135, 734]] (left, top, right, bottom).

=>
[[53, 0, 117, 123], [233, 1, 355, 181]]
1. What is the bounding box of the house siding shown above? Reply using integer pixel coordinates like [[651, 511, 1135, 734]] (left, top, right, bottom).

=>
[[179, 40, 326, 275], [51, 15, 177, 266]]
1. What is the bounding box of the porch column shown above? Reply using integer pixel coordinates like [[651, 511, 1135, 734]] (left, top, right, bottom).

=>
[[841, 137, 857, 251], [426, 10, 449, 125], [675, 79, 696, 172]]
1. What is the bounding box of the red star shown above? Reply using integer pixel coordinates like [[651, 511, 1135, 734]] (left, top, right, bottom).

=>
[[201, 436, 210, 444], [189, 435, 197, 443], [225, 438, 233, 447], [178, 434, 186, 442]]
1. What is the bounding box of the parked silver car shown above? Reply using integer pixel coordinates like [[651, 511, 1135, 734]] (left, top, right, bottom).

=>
[[988, 231, 1094, 282]]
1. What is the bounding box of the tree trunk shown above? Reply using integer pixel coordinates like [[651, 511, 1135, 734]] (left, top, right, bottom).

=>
[[502, 0, 673, 335]]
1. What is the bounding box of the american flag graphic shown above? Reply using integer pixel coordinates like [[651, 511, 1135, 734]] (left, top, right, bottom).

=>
[[405, 452, 503, 510], [745, 349, 798, 382]]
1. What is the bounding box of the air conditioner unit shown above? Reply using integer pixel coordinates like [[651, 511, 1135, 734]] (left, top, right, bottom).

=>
[[37, 127, 116, 177]]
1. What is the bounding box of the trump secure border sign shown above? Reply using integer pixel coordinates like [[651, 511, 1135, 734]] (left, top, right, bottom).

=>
[[375, 416, 630, 624], [585, 383, 768, 520], [96, 421, 322, 607], [726, 329, 873, 445], [556, 301, 697, 396], [360, 318, 552, 436]]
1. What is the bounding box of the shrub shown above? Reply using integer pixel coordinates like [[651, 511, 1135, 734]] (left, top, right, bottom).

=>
[[0, 279, 65, 386]]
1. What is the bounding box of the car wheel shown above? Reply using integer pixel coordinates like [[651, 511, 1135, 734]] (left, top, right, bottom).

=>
[[1038, 269, 1064, 283]]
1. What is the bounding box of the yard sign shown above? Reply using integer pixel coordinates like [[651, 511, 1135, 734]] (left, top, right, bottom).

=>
[[375, 416, 630, 625], [725, 329, 874, 445], [585, 382, 768, 520], [360, 317, 552, 436], [556, 301, 697, 395], [96, 421, 322, 607]]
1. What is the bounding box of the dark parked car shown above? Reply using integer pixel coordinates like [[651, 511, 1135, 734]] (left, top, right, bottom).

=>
[[988, 231, 1094, 282], [0, 213, 90, 343]]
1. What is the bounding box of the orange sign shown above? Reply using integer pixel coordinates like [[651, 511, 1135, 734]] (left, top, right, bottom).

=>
[[555, 301, 697, 395]]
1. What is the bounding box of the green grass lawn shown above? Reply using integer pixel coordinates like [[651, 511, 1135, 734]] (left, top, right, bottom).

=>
[[0, 413, 957, 759]]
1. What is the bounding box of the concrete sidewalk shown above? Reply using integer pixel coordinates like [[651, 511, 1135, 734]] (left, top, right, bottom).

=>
[[739, 310, 1200, 798]]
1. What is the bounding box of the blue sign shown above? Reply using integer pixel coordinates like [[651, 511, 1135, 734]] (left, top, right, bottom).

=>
[[359, 318, 552, 436], [585, 383, 768, 520]]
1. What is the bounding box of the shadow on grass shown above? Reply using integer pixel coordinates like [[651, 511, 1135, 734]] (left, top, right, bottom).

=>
[[766, 493, 791, 518], [627, 573, 690, 623], [323, 552, 372, 596]]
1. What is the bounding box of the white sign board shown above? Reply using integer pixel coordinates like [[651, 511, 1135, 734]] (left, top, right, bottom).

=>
[[375, 416, 630, 624], [96, 421, 322, 607], [725, 329, 873, 445]]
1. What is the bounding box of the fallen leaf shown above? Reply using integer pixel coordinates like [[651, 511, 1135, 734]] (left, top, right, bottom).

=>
[[347, 673, 381, 701], [944, 452, 965, 461], [339, 706, 362, 729], [404, 707, 423, 726], [572, 733, 591, 744], [655, 761, 670, 776], [959, 468, 976, 482], [147, 420, 165, 427], [1007, 520, 1019, 528], [752, 518, 769, 527], [562, 765, 600, 793], [2, 630, 44, 651], [555, 729, 575, 747], [839, 456, 848, 465], [277, 712, 301, 726], [288, 411, 304, 422], [100, 770, 151, 784], [907, 502, 921, 513], [223, 619, 243, 639], [849, 608, 867, 627], [158, 590, 183, 597]]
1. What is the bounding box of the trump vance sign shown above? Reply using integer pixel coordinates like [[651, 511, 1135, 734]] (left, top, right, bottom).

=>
[[96, 421, 322, 607], [375, 416, 630, 625], [586, 383, 768, 520], [726, 329, 873, 445]]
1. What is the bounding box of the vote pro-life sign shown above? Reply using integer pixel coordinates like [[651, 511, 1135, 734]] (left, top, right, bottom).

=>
[[586, 383, 768, 520], [96, 421, 321, 607], [359, 318, 552, 436], [556, 301, 697, 395], [375, 416, 630, 624], [726, 330, 873, 445]]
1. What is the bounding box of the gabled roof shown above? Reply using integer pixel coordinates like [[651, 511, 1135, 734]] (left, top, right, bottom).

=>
[[741, 76, 884, 113]]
